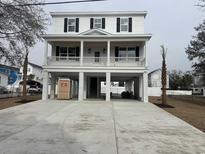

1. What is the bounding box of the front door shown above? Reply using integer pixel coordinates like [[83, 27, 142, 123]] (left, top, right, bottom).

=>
[[90, 77, 97, 98], [95, 52, 100, 63]]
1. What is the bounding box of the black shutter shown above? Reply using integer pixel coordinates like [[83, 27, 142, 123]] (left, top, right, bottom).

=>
[[76, 46, 80, 61], [64, 18, 68, 32], [129, 17, 132, 32], [115, 46, 119, 61], [56, 46, 60, 56], [117, 18, 120, 32], [76, 18, 79, 32], [102, 18, 105, 29], [90, 18, 94, 29], [136, 46, 140, 61], [76, 46, 80, 57]]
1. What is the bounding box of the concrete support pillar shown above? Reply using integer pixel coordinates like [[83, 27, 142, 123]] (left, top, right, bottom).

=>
[[106, 72, 111, 101], [42, 71, 49, 100], [139, 75, 143, 100], [107, 40, 110, 66], [143, 72, 148, 102], [78, 72, 84, 101], [83, 75, 87, 100], [43, 40, 48, 65], [80, 41, 84, 66], [50, 74, 55, 99]]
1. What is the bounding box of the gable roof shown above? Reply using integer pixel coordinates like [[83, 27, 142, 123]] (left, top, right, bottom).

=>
[[80, 29, 112, 36], [148, 69, 161, 75]]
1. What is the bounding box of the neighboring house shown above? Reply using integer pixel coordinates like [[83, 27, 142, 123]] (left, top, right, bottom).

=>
[[20, 62, 43, 83], [0, 64, 20, 85], [192, 73, 205, 96], [0, 72, 8, 87], [42, 11, 152, 101], [148, 69, 169, 96]]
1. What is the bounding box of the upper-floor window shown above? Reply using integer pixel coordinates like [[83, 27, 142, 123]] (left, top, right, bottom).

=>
[[68, 18, 76, 32], [117, 17, 132, 32], [120, 18, 128, 32], [94, 18, 102, 29], [90, 18, 105, 29], [64, 18, 79, 33]]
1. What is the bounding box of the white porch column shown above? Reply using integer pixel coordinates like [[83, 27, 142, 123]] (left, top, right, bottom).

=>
[[144, 42, 147, 67], [107, 40, 110, 66], [43, 40, 48, 65], [143, 72, 148, 102], [80, 41, 84, 66], [78, 72, 84, 101], [42, 70, 49, 100], [50, 75, 55, 99], [106, 72, 111, 101]]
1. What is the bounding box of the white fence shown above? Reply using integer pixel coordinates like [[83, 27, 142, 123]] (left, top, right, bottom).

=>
[[148, 87, 192, 96]]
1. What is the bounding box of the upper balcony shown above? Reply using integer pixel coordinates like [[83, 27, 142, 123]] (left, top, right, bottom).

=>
[[47, 56, 145, 67], [43, 32, 151, 69]]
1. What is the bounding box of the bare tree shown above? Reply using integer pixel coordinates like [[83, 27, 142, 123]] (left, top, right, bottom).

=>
[[161, 45, 167, 105], [0, 0, 49, 100], [197, 0, 205, 7]]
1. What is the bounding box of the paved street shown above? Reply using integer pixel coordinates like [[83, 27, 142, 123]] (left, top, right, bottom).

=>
[[0, 100, 204, 154]]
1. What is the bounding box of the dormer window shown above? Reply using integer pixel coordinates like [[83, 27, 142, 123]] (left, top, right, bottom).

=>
[[90, 18, 105, 29]]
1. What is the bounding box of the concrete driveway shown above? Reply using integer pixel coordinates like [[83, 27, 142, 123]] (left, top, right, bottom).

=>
[[0, 100, 204, 154]]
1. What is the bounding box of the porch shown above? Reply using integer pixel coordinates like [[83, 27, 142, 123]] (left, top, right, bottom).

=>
[[44, 40, 147, 67]]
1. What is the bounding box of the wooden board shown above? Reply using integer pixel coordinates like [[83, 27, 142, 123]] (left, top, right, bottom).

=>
[[57, 79, 71, 100]]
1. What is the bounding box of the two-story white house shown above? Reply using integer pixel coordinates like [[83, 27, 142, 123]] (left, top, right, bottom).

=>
[[42, 11, 152, 102]]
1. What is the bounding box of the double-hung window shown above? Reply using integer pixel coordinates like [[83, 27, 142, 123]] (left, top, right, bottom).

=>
[[120, 18, 129, 32], [68, 18, 76, 32], [94, 18, 102, 29]]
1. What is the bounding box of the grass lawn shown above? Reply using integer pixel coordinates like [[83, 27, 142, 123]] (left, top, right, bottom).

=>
[[0, 95, 41, 110], [149, 96, 205, 132]]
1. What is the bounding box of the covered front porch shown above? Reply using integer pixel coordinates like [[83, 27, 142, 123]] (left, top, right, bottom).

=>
[[44, 39, 147, 67]]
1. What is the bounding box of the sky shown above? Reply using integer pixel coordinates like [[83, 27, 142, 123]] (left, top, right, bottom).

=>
[[29, 0, 205, 72]]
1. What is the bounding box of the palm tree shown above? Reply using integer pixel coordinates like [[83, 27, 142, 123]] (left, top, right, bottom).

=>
[[161, 45, 167, 105]]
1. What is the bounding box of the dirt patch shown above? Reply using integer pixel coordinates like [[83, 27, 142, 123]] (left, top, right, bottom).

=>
[[149, 96, 205, 132], [0, 95, 41, 110]]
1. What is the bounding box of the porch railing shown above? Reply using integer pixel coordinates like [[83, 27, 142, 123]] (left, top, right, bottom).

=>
[[47, 56, 145, 67]]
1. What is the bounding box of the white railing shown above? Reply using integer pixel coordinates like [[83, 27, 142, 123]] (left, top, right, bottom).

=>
[[47, 56, 80, 65], [47, 56, 145, 67]]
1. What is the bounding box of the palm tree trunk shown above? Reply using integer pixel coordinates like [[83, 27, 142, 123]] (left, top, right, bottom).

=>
[[22, 52, 28, 100]]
